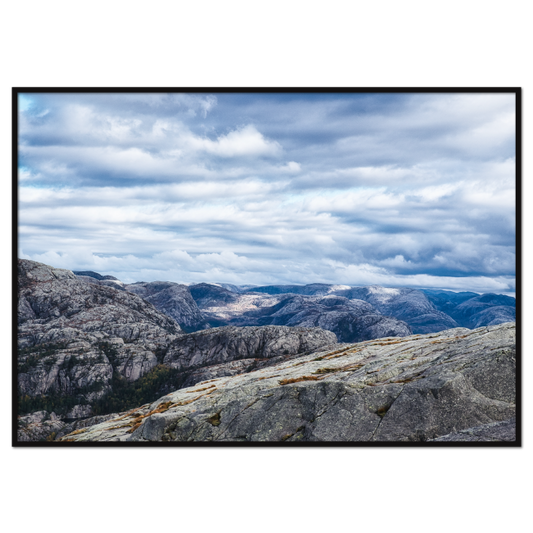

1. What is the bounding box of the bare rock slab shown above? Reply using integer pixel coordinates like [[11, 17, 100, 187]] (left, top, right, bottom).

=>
[[61, 322, 516, 443]]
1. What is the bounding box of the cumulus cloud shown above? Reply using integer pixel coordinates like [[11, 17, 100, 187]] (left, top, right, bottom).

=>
[[187, 125, 282, 158], [279, 161, 301, 173], [18, 91, 516, 295]]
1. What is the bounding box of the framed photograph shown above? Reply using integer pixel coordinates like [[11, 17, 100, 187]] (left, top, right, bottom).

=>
[[13, 88, 520, 446]]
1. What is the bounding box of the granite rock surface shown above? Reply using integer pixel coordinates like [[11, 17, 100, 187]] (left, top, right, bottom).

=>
[[61, 322, 516, 443]]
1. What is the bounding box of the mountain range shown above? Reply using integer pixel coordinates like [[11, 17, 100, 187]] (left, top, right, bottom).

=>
[[16, 259, 516, 443], [74, 270, 515, 339]]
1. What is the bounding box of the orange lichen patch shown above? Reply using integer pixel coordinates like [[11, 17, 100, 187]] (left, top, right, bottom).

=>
[[341, 363, 364, 371], [322, 347, 349, 358], [186, 384, 216, 393], [279, 376, 321, 385], [311, 346, 357, 361], [64, 427, 88, 437], [312, 367, 337, 375], [323, 352, 347, 360], [291, 360, 311, 367], [111, 407, 145, 422], [345, 347, 361, 354], [197, 379, 218, 385], [172, 397, 202, 407], [152, 401, 175, 412], [108, 405, 165, 431], [173, 389, 216, 407], [315, 362, 364, 375], [127, 421, 143, 433], [256, 374, 280, 381], [126, 401, 176, 433], [368, 339, 408, 347]]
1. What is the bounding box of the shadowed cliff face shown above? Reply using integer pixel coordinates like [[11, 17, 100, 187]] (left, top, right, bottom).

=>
[[59, 322, 516, 443]]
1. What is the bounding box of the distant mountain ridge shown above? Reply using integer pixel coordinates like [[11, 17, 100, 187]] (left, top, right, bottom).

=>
[[72, 270, 120, 281], [69, 272, 516, 337]]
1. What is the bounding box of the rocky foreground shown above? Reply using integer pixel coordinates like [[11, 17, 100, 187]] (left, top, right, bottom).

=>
[[17, 259, 338, 440], [56, 322, 516, 443]]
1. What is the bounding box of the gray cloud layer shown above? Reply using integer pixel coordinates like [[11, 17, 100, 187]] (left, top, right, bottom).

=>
[[18, 92, 516, 294]]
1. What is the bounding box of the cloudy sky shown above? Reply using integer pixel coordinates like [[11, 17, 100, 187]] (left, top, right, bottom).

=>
[[17, 91, 516, 295]]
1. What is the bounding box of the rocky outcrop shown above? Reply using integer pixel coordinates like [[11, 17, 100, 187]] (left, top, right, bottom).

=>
[[19, 260, 181, 341], [17, 411, 119, 442], [17, 325, 338, 441], [125, 281, 210, 332], [18, 260, 185, 421], [17, 411, 66, 442], [71, 273, 211, 331], [162, 325, 338, 372], [146, 325, 338, 390], [60, 322, 516, 443], [17, 260, 340, 437]]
